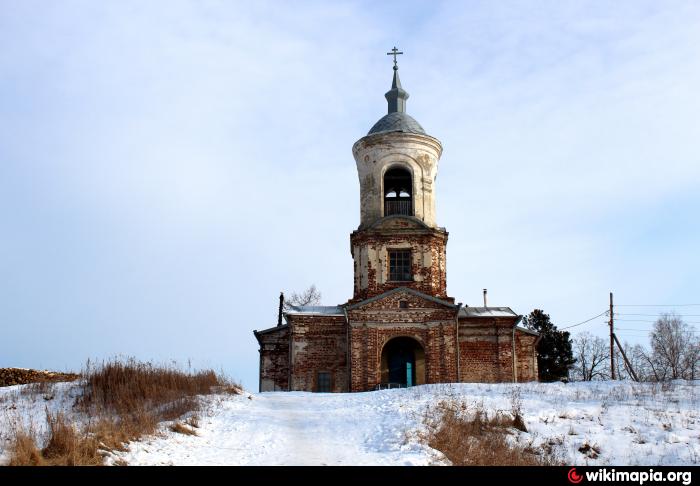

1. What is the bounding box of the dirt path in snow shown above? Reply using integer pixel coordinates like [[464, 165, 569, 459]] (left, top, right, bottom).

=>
[[109, 391, 433, 466], [272, 396, 340, 465]]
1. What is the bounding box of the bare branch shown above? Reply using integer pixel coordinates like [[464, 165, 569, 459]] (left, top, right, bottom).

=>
[[647, 313, 698, 381], [283, 284, 322, 310], [571, 332, 610, 381]]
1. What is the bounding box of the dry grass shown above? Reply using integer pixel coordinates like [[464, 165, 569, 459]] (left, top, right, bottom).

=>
[[8, 411, 103, 466], [20, 380, 57, 398], [74, 358, 237, 450], [6, 358, 238, 466], [425, 400, 562, 466], [170, 421, 197, 436], [7, 429, 44, 466], [78, 359, 224, 417], [41, 411, 103, 465]]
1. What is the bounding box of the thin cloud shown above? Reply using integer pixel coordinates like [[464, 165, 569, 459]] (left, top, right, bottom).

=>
[[0, 1, 698, 388]]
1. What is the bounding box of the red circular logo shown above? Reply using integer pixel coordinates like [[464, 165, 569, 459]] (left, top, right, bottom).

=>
[[568, 468, 583, 484]]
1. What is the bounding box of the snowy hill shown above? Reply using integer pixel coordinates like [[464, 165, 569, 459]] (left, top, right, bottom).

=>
[[2, 381, 699, 465]]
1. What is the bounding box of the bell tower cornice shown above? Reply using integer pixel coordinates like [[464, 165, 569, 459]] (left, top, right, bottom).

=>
[[352, 131, 443, 160]]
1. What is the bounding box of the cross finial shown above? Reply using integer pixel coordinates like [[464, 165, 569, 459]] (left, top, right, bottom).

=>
[[387, 46, 403, 71]]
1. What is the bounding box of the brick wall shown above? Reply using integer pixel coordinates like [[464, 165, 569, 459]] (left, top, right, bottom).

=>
[[256, 297, 538, 392], [350, 223, 448, 301], [347, 290, 458, 391], [288, 315, 348, 393], [255, 326, 290, 392], [457, 318, 539, 383]]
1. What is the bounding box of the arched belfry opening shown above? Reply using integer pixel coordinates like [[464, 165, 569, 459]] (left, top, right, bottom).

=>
[[380, 337, 425, 387], [384, 167, 412, 216]]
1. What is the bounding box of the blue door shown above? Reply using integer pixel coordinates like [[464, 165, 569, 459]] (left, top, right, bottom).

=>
[[387, 339, 417, 387]]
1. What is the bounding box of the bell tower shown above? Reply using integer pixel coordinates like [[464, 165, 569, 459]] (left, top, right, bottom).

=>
[[350, 49, 448, 301]]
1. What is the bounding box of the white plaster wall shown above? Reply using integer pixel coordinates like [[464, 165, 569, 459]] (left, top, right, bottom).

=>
[[352, 132, 443, 229]]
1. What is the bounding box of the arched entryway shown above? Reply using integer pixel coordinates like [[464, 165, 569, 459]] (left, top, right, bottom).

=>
[[380, 337, 426, 387]]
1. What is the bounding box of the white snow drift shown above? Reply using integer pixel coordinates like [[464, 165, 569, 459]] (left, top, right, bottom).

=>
[[1, 381, 699, 465]]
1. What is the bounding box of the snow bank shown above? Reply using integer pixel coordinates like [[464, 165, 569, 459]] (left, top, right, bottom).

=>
[[0, 381, 83, 464], [2, 380, 699, 466]]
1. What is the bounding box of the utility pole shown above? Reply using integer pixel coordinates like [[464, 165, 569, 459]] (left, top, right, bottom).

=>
[[613, 333, 639, 382], [609, 292, 615, 380]]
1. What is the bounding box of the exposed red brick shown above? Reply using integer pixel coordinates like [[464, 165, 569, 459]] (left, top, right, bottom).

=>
[[255, 290, 539, 392], [350, 224, 448, 301]]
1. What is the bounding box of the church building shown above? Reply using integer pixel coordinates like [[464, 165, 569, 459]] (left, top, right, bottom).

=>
[[254, 51, 539, 392]]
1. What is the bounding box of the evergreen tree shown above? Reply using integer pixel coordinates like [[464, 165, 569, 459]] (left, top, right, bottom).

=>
[[523, 309, 575, 382]]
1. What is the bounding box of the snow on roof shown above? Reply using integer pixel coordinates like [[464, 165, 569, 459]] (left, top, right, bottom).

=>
[[515, 326, 539, 336], [285, 305, 344, 316], [459, 307, 518, 318], [254, 324, 288, 336]]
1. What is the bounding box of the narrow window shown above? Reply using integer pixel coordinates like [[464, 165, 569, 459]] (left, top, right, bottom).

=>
[[389, 250, 412, 282], [316, 372, 331, 392], [399, 300, 408, 309]]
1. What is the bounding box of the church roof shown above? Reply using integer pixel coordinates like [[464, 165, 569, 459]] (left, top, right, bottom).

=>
[[368, 112, 426, 136], [253, 324, 288, 336], [284, 305, 345, 316], [515, 326, 540, 336], [459, 307, 519, 318], [366, 55, 428, 136]]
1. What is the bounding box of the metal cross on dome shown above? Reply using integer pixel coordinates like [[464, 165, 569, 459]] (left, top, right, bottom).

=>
[[387, 46, 403, 70]]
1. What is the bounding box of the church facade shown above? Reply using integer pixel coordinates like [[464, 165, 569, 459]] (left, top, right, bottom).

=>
[[254, 55, 539, 392]]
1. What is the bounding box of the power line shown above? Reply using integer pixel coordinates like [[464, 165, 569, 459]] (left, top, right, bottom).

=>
[[614, 319, 659, 323], [617, 327, 700, 332], [614, 318, 700, 324], [616, 304, 700, 307], [614, 332, 652, 338], [559, 303, 700, 332], [559, 311, 609, 330]]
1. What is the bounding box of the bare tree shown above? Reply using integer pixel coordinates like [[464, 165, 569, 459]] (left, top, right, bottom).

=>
[[572, 332, 610, 381], [619, 342, 653, 382], [648, 313, 699, 380], [681, 334, 700, 380], [283, 284, 322, 310]]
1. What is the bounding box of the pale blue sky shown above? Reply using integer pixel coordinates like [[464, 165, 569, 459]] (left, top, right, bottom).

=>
[[1, 1, 699, 389]]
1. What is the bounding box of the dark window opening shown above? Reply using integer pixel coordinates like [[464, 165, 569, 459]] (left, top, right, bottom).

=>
[[399, 300, 408, 309], [316, 372, 331, 393], [389, 250, 412, 282], [384, 167, 412, 216]]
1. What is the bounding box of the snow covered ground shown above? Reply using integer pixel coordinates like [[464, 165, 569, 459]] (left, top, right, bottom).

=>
[[1, 380, 699, 465], [0, 381, 81, 444]]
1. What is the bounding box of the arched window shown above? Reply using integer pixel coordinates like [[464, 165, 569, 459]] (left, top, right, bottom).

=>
[[384, 167, 412, 216]]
